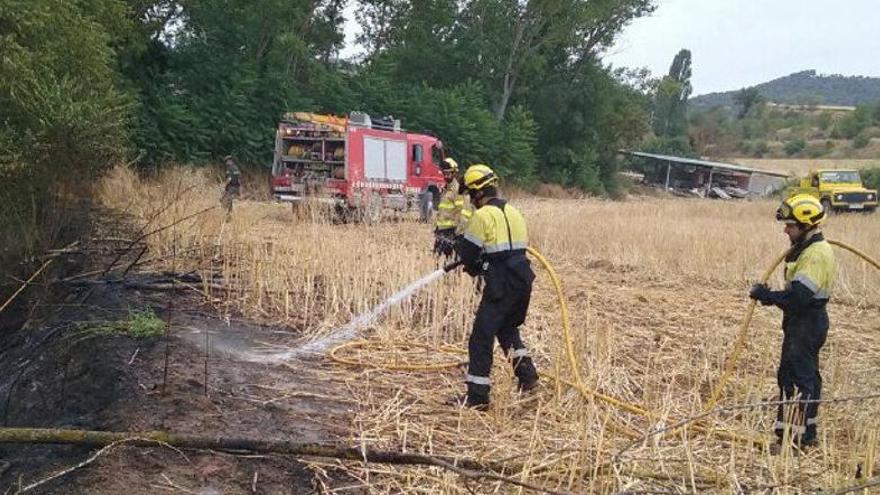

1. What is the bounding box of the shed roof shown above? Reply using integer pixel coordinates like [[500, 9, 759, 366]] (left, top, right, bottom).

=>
[[620, 151, 791, 178]]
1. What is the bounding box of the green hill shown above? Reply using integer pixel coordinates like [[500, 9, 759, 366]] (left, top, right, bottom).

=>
[[692, 70, 880, 110]]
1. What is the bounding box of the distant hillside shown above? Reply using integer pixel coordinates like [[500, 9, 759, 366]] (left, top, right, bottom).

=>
[[691, 70, 880, 110]]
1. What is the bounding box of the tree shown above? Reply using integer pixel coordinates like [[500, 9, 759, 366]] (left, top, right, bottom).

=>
[[652, 49, 691, 138], [733, 87, 765, 119], [455, 0, 654, 121], [784, 138, 806, 156], [688, 106, 729, 153], [862, 167, 880, 190], [816, 111, 833, 131], [348, 0, 655, 190], [834, 110, 866, 139], [123, 0, 346, 165], [667, 49, 693, 99], [355, 0, 410, 58], [531, 59, 649, 193], [0, 0, 134, 265], [0, 0, 133, 180], [2, 0, 658, 200]]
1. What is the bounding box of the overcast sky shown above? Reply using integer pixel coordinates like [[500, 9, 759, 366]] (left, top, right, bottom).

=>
[[603, 0, 880, 96]]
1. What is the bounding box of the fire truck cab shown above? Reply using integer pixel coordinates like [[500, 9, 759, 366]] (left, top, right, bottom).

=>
[[270, 112, 445, 221]]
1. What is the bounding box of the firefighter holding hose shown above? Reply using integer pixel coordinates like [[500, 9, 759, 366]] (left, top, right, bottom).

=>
[[749, 194, 835, 453], [433, 158, 471, 257], [449, 164, 539, 410]]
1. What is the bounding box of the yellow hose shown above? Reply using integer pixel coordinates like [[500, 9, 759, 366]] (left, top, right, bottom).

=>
[[329, 240, 880, 446], [704, 249, 789, 408], [330, 248, 755, 444], [705, 238, 880, 410], [524, 247, 754, 444]]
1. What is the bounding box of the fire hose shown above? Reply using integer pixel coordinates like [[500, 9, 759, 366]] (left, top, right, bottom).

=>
[[329, 241, 880, 445]]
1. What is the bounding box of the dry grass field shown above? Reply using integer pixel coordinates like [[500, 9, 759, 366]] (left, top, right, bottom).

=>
[[730, 158, 880, 177], [97, 165, 880, 493]]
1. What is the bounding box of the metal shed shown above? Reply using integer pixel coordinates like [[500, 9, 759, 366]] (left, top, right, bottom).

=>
[[620, 151, 791, 197]]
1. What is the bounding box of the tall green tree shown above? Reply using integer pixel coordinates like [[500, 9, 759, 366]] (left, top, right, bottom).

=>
[[0, 0, 132, 174], [531, 60, 649, 193], [124, 0, 346, 165], [652, 48, 691, 138], [454, 0, 654, 121], [0, 0, 134, 264], [2, 0, 658, 198]]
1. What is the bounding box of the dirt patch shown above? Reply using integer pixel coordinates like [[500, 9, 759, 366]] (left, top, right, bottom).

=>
[[1, 250, 356, 493]]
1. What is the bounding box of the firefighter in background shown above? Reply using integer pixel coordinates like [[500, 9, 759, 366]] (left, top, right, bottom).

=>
[[452, 164, 539, 409], [221, 154, 241, 216], [433, 158, 472, 257], [749, 194, 835, 453]]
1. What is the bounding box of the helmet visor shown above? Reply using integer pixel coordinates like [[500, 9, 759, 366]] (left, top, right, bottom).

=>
[[776, 202, 792, 222]]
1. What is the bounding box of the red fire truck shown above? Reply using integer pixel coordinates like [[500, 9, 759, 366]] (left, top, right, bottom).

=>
[[270, 112, 445, 221]]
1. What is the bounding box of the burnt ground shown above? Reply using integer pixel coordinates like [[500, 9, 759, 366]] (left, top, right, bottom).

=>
[[0, 244, 356, 493]]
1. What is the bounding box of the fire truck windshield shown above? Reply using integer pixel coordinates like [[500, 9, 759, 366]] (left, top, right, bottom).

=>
[[432, 144, 443, 167]]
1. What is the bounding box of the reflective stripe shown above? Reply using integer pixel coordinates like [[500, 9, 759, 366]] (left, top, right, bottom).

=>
[[436, 220, 455, 228], [438, 203, 455, 210], [510, 348, 529, 359], [484, 241, 528, 253], [774, 421, 807, 434], [463, 202, 529, 255], [466, 374, 491, 385], [793, 273, 819, 293], [784, 240, 835, 300], [461, 209, 473, 217], [806, 418, 818, 426], [791, 273, 830, 299], [463, 232, 483, 247], [454, 199, 465, 206]]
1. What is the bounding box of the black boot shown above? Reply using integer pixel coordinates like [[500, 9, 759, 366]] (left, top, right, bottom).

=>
[[463, 382, 490, 410], [517, 377, 539, 393], [513, 356, 538, 392]]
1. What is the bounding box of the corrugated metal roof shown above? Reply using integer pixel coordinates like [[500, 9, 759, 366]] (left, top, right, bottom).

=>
[[620, 151, 792, 178]]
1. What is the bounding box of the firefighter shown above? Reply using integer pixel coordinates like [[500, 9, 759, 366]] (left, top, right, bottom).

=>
[[221, 155, 241, 216], [451, 164, 539, 409], [749, 194, 835, 453], [433, 157, 472, 257]]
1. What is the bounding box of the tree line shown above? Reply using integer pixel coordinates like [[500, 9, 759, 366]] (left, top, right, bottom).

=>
[[691, 70, 880, 111], [687, 89, 880, 159], [1, 0, 657, 195]]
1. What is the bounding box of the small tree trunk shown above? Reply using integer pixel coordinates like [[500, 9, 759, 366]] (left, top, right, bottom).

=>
[[0, 427, 511, 473]]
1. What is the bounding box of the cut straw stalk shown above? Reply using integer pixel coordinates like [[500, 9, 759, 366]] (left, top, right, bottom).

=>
[[95, 165, 880, 493]]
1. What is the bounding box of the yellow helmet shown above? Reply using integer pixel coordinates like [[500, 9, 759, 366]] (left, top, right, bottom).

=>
[[462, 164, 498, 191], [776, 194, 826, 227], [440, 157, 458, 172]]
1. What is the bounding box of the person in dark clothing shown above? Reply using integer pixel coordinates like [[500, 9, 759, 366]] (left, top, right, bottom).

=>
[[750, 194, 836, 453], [221, 155, 241, 216], [451, 164, 539, 410]]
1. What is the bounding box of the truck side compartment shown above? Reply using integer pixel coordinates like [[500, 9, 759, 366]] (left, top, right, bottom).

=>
[[270, 112, 445, 218]]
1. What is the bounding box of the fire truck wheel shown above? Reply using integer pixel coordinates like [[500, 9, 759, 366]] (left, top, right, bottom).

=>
[[362, 192, 382, 225], [419, 188, 436, 223]]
